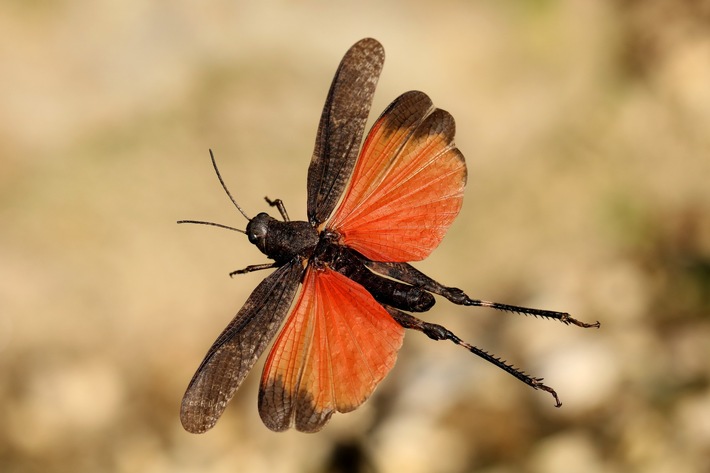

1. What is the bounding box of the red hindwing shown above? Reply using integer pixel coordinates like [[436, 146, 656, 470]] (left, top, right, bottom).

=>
[[259, 267, 404, 432], [326, 90, 467, 262]]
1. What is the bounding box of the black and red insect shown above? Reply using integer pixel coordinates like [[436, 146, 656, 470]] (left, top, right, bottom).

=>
[[179, 38, 599, 433]]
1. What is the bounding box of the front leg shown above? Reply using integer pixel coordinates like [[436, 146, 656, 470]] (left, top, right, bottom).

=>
[[264, 197, 290, 222], [229, 262, 278, 277]]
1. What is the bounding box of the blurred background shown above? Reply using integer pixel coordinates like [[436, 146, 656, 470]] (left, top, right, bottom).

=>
[[1, 1, 709, 472]]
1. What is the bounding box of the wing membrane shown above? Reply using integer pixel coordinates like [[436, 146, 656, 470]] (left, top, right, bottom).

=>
[[307, 38, 385, 226], [180, 261, 303, 433], [327, 90, 467, 262], [258, 266, 404, 432]]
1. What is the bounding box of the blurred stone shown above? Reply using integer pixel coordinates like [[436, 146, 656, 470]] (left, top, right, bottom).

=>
[[374, 416, 467, 473], [7, 358, 123, 453], [535, 337, 621, 413], [530, 431, 609, 473], [588, 261, 649, 323], [669, 324, 710, 384], [676, 390, 710, 453]]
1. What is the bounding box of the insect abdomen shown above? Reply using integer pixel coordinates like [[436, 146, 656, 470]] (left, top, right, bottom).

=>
[[331, 248, 435, 312]]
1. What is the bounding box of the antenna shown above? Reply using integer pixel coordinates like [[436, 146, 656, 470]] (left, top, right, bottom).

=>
[[176, 150, 251, 234], [209, 149, 250, 221], [176, 220, 246, 234]]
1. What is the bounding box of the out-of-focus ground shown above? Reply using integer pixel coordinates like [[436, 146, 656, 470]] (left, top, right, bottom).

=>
[[1, 1, 709, 472]]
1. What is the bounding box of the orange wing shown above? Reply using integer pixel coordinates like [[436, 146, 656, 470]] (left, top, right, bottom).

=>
[[258, 266, 404, 432], [326, 90, 467, 262]]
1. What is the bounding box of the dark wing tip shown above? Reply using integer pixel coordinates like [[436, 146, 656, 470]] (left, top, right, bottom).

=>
[[180, 395, 218, 434], [259, 376, 335, 433], [353, 37, 384, 58]]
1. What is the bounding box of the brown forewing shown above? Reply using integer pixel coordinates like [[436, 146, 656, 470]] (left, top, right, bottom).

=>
[[180, 261, 304, 433], [306, 38, 385, 226]]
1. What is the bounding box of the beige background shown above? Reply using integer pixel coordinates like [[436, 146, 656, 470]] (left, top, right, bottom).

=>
[[2, 1, 709, 472]]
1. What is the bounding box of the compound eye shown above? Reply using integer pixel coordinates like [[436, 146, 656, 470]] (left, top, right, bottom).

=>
[[248, 226, 266, 245], [246, 213, 270, 252]]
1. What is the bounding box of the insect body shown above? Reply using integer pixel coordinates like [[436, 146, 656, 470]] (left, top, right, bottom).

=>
[[179, 38, 599, 434]]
